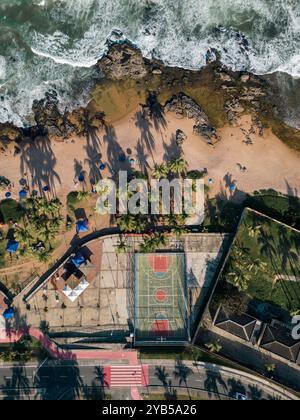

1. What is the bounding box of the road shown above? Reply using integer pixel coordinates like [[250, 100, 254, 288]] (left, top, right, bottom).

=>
[[0, 359, 296, 400], [146, 361, 296, 400]]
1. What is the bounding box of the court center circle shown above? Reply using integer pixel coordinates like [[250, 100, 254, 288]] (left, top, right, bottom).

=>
[[155, 289, 167, 302]]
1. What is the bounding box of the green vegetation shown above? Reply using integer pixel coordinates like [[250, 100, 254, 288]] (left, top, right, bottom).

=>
[[67, 191, 91, 211], [0, 199, 25, 224], [12, 196, 63, 262], [0, 336, 47, 362], [111, 158, 196, 249], [245, 190, 300, 230], [205, 342, 223, 354], [221, 209, 300, 315]]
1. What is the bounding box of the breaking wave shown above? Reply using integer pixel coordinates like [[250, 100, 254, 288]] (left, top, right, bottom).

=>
[[1, 0, 300, 125]]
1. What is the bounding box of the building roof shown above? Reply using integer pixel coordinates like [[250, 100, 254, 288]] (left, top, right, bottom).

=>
[[260, 325, 300, 363], [214, 305, 257, 341]]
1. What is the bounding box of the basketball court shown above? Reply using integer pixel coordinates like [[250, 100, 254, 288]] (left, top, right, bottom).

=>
[[134, 253, 189, 345]]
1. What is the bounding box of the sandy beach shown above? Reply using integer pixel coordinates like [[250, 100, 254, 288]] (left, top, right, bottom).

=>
[[1, 109, 300, 204]]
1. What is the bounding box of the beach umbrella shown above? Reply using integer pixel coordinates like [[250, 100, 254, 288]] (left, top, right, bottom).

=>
[[76, 219, 89, 234], [229, 183, 236, 192], [78, 174, 85, 183], [43, 185, 50, 192], [71, 251, 86, 268], [5, 192, 11, 199], [99, 163, 106, 171], [19, 189, 27, 199], [6, 240, 19, 254], [3, 307, 14, 320], [129, 158, 136, 165], [19, 178, 27, 186], [119, 153, 126, 162]]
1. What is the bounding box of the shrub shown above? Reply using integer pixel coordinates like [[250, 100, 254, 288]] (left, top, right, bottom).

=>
[[0, 199, 25, 224]]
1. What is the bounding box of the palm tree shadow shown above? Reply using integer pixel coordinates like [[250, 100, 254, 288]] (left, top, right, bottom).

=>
[[103, 124, 130, 177], [19, 137, 61, 196], [143, 92, 167, 132], [1, 365, 31, 400], [173, 358, 193, 399], [135, 110, 156, 165], [204, 368, 228, 399], [135, 139, 151, 177], [154, 366, 177, 400], [84, 128, 103, 185], [163, 133, 183, 161]]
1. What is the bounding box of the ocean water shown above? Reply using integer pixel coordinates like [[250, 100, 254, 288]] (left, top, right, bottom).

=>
[[0, 0, 300, 126]]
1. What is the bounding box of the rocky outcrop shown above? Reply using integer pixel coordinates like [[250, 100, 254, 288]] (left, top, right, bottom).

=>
[[165, 93, 209, 125], [0, 123, 22, 145], [98, 43, 148, 80], [193, 124, 220, 146], [31, 92, 106, 141], [165, 93, 220, 146], [175, 129, 187, 145]]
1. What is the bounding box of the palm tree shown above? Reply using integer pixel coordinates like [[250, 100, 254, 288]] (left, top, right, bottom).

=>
[[139, 232, 169, 253], [205, 342, 222, 354], [14, 227, 33, 247], [37, 250, 51, 263], [152, 164, 170, 180], [169, 158, 188, 177], [116, 239, 130, 254], [117, 214, 147, 233], [172, 225, 188, 237], [248, 224, 262, 238]]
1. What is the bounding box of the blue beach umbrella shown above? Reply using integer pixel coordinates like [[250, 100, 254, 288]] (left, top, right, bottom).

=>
[[5, 192, 11, 199], [99, 163, 106, 171], [43, 185, 50, 192], [229, 183, 236, 192], [3, 307, 14, 320], [76, 219, 89, 234], [119, 153, 126, 162], [78, 174, 85, 183], [19, 190, 27, 199], [6, 240, 19, 254], [71, 251, 86, 268]]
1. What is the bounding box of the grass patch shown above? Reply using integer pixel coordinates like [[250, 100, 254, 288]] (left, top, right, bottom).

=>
[[0, 199, 25, 224]]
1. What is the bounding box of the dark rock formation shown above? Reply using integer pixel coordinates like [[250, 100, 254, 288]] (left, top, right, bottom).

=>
[[193, 124, 220, 146], [165, 92, 209, 125], [0, 123, 22, 145], [175, 129, 187, 145], [165, 92, 220, 145], [98, 43, 149, 80]]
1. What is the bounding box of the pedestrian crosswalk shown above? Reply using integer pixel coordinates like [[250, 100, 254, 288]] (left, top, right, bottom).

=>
[[110, 365, 145, 387]]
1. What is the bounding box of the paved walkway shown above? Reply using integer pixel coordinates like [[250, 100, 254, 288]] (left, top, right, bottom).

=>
[[0, 326, 146, 399]]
